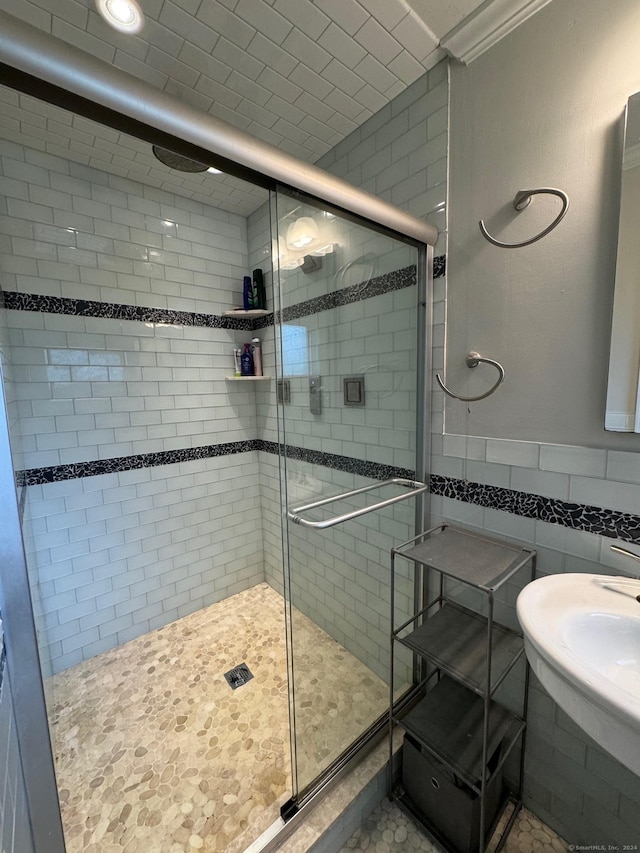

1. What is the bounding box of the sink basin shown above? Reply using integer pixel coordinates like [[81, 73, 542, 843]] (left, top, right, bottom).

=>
[[516, 573, 640, 775]]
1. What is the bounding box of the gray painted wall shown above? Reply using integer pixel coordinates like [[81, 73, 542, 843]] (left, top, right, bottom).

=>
[[447, 0, 640, 449]]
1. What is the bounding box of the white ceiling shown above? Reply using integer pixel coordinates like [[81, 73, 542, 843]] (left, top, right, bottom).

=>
[[1, 0, 552, 215]]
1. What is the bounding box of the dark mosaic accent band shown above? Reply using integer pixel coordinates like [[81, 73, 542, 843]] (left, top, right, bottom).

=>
[[434, 254, 446, 279], [430, 474, 640, 545], [17, 445, 640, 542], [19, 440, 256, 486], [3, 292, 255, 332], [252, 265, 417, 330], [0, 643, 5, 691], [257, 439, 414, 482], [19, 440, 413, 486], [3, 263, 423, 333]]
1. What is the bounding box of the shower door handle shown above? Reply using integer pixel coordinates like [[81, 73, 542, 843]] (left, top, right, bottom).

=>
[[287, 478, 428, 530]]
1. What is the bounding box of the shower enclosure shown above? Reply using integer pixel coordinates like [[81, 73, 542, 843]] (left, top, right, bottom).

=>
[[0, 13, 435, 853]]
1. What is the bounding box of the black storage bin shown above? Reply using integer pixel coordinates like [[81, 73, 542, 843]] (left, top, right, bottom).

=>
[[402, 735, 503, 853]]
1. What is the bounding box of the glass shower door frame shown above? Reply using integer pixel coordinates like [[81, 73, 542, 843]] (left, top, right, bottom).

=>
[[268, 187, 300, 807], [271, 185, 432, 810], [0, 364, 66, 853]]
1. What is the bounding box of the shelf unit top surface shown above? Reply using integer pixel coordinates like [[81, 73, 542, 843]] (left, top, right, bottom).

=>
[[395, 525, 533, 589]]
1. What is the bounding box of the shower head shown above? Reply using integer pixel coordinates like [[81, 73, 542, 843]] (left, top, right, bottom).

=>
[[152, 145, 209, 172]]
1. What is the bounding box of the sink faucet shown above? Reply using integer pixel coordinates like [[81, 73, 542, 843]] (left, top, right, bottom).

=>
[[610, 544, 640, 564], [609, 546, 640, 592]]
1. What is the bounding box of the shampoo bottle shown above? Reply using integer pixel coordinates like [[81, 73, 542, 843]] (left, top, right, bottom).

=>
[[243, 275, 255, 310], [240, 343, 254, 376]]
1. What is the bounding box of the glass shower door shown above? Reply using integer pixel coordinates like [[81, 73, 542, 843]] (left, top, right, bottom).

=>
[[271, 187, 427, 798]]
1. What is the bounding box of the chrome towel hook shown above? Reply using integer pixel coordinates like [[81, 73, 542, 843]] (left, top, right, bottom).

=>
[[436, 351, 505, 402], [479, 187, 569, 248]]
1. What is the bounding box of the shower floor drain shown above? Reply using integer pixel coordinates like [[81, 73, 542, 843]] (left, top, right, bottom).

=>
[[224, 663, 253, 690]]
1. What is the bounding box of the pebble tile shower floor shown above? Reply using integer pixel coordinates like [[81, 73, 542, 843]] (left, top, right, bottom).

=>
[[49, 583, 389, 853]]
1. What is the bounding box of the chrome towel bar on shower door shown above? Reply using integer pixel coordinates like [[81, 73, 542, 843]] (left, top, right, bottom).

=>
[[287, 478, 428, 530]]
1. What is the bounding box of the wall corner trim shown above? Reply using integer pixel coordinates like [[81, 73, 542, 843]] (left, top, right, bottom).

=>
[[440, 0, 554, 65]]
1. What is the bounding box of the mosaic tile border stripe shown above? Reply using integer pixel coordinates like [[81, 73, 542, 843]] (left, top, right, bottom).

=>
[[17, 447, 640, 540], [430, 474, 640, 545], [19, 440, 257, 485], [257, 440, 415, 481], [3, 291, 255, 332], [1, 256, 448, 332], [253, 265, 418, 330], [18, 440, 412, 486], [0, 644, 5, 691]]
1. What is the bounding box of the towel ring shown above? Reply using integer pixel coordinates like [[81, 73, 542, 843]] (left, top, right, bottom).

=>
[[479, 188, 569, 249], [436, 351, 505, 402]]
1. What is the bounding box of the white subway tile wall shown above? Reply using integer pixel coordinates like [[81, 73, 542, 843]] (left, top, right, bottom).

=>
[[24, 455, 264, 674], [1, 138, 265, 674], [0, 258, 55, 684], [258, 284, 418, 466], [0, 86, 268, 217], [258, 452, 415, 686], [247, 206, 421, 685], [8, 314, 257, 471], [242, 66, 449, 690], [316, 62, 448, 256], [0, 137, 249, 312]]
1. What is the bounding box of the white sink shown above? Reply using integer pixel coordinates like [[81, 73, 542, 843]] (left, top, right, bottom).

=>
[[516, 572, 640, 775]]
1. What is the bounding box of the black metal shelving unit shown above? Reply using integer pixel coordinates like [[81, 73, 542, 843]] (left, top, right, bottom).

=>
[[389, 523, 536, 853]]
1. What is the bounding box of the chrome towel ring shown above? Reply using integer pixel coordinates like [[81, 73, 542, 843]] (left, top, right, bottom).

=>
[[479, 187, 569, 248], [436, 351, 505, 402]]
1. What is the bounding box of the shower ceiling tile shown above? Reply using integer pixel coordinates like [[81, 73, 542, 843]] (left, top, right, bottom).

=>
[[391, 14, 439, 63], [273, 0, 332, 41], [321, 59, 365, 98], [195, 1, 256, 51], [176, 42, 229, 85], [281, 28, 332, 74], [258, 66, 303, 103], [234, 0, 293, 45], [288, 63, 333, 101], [235, 100, 279, 130], [159, 4, 221, 53], [3, 0, 550, 216], [317, 22, 367, 70], [357, 0, 409, 32], [353, 16, 404, 66], [353, 54, 400, 96], [388, 50, 427, 85], [243, 31, 297, 77]]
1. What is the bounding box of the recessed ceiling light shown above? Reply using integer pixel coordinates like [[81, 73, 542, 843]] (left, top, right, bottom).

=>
[[95, 0, 144, 34], [207, 167, 223, 175]]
